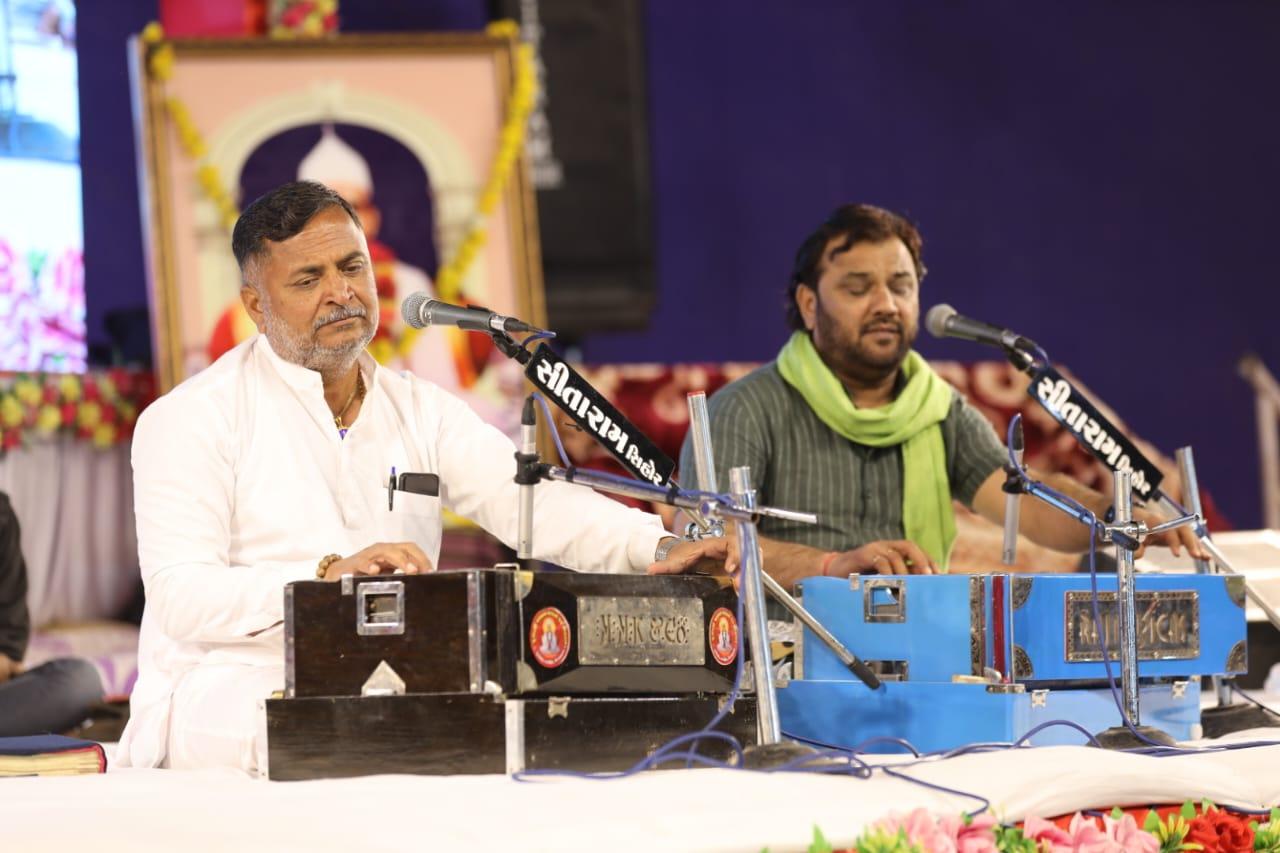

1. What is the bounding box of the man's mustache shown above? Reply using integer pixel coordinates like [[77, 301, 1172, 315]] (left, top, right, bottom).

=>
[[314, 304, 368, 330], [861, 317, 903, 335]]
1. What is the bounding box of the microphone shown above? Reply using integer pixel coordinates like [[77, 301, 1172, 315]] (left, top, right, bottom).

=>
[[924, 304, 1039, 354], [401, 292, 537, 334]]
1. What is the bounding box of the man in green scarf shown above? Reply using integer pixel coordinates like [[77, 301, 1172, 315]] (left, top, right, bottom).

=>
[[664, 204, 1203, 588]]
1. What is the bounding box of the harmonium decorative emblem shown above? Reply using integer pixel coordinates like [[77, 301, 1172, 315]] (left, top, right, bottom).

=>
[[266, 567, 757, 780]]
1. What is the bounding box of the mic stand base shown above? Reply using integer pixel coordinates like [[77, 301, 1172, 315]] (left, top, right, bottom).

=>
[[1199, 700, 1280, 739], [737, 740, 819, 770], [1093, 724, 1178, 750]]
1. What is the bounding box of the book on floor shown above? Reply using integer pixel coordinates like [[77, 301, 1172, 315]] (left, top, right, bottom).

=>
[[0, 734, 107, 777]]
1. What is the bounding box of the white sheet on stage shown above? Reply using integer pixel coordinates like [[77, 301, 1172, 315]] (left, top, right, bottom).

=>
[[5, 730, 1280, 852]]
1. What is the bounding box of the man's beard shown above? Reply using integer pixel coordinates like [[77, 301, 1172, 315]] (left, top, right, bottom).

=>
[[262, 300, 377, 376], [813, 298, 913, 383]]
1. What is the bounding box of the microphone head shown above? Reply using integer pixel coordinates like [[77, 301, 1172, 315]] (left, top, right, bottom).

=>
[[401, 291, 430, 329], [924, 303, 957, 339]]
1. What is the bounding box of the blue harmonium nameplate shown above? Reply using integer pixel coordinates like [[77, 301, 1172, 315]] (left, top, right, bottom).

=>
[[1008, 573, 1247, 682]]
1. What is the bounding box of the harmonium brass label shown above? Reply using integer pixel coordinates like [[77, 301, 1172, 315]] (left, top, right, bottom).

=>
[[1064, 590, 1200, 662], [577, 596, 706, 666]]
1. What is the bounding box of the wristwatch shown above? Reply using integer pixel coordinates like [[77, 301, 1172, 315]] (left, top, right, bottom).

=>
[[653, 536, 681, 562]]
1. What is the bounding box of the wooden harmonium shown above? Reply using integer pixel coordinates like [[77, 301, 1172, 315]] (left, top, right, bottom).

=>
[[284, 567, 743, 698]]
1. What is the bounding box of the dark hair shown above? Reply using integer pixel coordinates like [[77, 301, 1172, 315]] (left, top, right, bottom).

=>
[[231, 180, 362, 273], [785, 203, 926, 330]]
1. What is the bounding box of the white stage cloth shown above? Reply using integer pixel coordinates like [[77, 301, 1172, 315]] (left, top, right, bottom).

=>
[[4, 730, 1279, 852]]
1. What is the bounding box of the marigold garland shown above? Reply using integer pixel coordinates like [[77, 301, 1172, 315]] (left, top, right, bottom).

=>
[[395, 20, 537, 359], [139, 20, 538, 366], [0, 370, 156, 454]]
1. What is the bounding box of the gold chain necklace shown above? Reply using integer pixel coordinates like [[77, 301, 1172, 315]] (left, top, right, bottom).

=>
[[334, 373, 365, 431]]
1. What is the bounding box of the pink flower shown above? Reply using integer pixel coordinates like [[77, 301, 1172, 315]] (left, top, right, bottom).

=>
[[1065, 814, 1113, 853], [939, 813, 998, 853], [874, 808, 954, 853], [1023, 816, 1074, 853], [1103, 814, 1160, 853]]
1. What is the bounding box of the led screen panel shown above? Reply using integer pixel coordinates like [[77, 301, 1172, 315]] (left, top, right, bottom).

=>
[[0, 0, 84, 372]]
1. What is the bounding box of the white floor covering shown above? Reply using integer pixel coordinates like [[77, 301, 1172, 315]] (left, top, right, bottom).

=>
[[3, 727, 1279, 852]]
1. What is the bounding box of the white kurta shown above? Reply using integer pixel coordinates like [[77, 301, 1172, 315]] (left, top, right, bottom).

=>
[[117, 335, 667, 772]]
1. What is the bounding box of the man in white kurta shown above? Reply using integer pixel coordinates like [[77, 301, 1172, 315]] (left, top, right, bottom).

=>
[[117, 181, 717, 774]]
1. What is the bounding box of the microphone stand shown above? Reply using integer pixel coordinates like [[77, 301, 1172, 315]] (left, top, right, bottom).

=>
[[515, 396, 537, 559], [683, 392, 883, 693], [1004, 415, 1192, 748], [510, 415, 820, 762], [1001, 418, 1025, 567], [993, 338, 1280, 638], [477, 324, 879, 762]]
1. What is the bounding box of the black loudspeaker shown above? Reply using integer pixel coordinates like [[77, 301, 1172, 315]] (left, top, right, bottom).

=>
[[491, 0, 656, 337]]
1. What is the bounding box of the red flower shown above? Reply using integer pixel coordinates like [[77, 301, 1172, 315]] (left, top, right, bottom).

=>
[[60, 403, 76, 423], [136, 372, 157, 403], [82, 380, 100, 402], [99, 404, 118, 425], [1185, 809, 1254, 853], [43, 385, 59, 404], [322, 11, 338, 30], [280, 2, 313, 27], [1, 430, 19, 451]]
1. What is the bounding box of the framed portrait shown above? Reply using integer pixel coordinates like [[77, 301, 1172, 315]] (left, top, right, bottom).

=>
[[130, 32, 545, 438]]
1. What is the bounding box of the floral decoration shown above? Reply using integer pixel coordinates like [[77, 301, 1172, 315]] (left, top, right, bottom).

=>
[[269, 0, 339, 39], [0, 369, 156, 453], [802, 801, 1279, 853]]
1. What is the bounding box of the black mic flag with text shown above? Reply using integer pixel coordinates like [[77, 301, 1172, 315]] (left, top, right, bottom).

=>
[[524, 344, 676, 487]]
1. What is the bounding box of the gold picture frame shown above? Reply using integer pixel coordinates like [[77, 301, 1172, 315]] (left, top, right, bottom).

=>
[[129, 32, 545, 402]]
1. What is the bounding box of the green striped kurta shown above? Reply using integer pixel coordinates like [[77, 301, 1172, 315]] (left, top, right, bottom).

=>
[[678, 362, 1008, 553]]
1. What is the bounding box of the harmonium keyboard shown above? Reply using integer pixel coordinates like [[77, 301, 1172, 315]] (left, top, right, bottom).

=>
[[266, 567, 757, 780]]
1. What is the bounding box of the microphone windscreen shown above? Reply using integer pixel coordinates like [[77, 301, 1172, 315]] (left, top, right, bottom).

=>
[[924, 303, 956, 339], [401, 291, 430, 329]]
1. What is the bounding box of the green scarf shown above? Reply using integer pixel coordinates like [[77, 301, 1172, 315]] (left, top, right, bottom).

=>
[[776, 331, 956, 569]]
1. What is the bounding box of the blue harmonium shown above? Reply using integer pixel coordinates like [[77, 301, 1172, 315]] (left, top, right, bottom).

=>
[[781, 572, 1247, 752], [794, 573, 1247, 685]]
